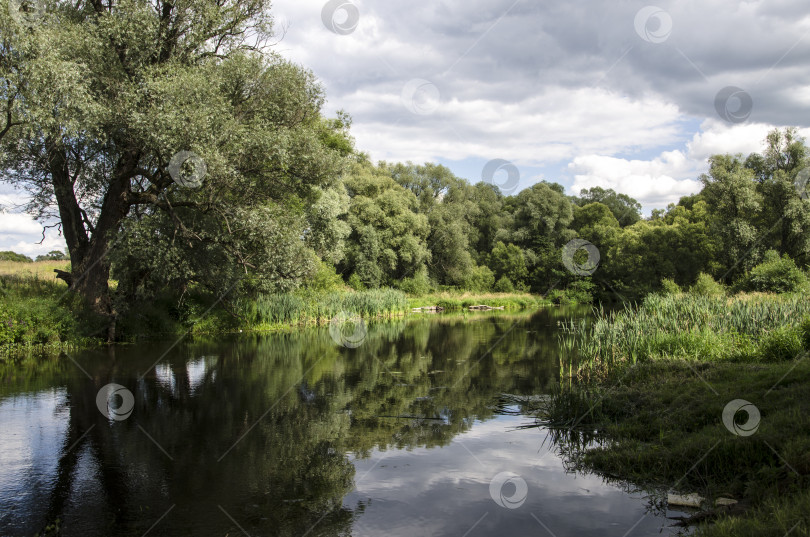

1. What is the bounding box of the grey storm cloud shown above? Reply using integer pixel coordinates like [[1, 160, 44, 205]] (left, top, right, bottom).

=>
[[277, 0, 810, 128]]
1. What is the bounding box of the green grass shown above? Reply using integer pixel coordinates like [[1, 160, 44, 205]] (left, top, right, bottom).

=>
[[0, 259, 70, 281], [236, 288, 409, 328], [542, 291, 810, 535], [559, 293, 810, 379], [0, 275, 104, 355], [0, 262, 549, 348], [406, 291, 546, 311]]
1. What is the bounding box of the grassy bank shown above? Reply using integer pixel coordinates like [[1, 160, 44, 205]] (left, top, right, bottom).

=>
[[406, 291, 546, 311], [0, 275, 105, 354], [0, 262, 548, 354], [543, 292, 810, 536]]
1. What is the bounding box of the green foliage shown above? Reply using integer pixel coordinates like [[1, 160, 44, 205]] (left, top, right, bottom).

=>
[[575, 186, 642, 227], [461, 265, 495, 292], [602, 202, 718, 300], [397, 266, 433, 296], [690, 272, 725, 297], [735, 250, 808, 294], [489, 242, 527, 285], [341, 162, 430, 287], [566, 279, 595, 304], [347, 273, 366, 291], [659, 278, 681, 295], [0, 251, 32, 263], [801, 316, 810, 351], [0, 276, 102, 351], [493, 276, 515, 293], [407, 292, 544, 311], [35, 250, 68, 262], [758, 325, 804, 362], [304, 261, 347, 294], [238, 289, 407, 326], [305, 185, 352, 266]]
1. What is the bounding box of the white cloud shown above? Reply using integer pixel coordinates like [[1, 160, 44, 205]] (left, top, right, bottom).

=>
[[569, 151, 702, 208], [345, 86, 685, 165], [0, 211, 66, 257], [269, 0, 810, 212], [0, 212, 43, 236], [567, 120, 809, 209]]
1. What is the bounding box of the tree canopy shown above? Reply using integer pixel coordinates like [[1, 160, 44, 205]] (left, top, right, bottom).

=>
[[1, 0, 808, 330]]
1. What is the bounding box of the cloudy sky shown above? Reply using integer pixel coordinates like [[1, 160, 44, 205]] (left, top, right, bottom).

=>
[[3, 0, 810, 256]]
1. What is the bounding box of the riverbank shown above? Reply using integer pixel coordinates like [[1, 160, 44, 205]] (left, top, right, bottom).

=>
[[542, 292, 810, 536], [0, 269, 551, 356]]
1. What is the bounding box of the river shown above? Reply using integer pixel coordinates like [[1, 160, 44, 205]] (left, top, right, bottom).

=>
[[0, 307, 687, 536]]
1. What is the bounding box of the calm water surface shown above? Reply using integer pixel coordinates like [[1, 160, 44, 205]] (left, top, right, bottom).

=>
[[0, 308, 687, 536]]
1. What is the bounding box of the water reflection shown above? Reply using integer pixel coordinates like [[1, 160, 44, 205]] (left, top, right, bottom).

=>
[[0, 308, 679, 536]]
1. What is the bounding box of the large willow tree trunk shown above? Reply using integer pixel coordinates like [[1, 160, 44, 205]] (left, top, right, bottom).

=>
[[48, 141, 138, 341]]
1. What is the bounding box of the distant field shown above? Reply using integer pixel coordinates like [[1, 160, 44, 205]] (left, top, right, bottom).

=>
[[0, 260, 69, 282]]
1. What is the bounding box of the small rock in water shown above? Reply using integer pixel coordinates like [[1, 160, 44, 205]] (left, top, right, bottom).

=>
[[667, 493, 704, 508], [715, 497, 738, 507]]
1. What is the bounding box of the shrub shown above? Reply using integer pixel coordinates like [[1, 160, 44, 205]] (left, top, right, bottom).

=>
[[757, 325, 803, 362], [493, 276, 515, 293], [347, 273, 366, 291], [566, 279, 595, 304], [660, 278, 681, 296], [690, 272, 725, 297], [397, 266, 432, 295], [35, 250, 69, 262], [549, 280, 595, 305], [0, 251, 32, 263], [800, 317, 810, 352], [462, 265, 495, 292], [304, 261, 346, 293], [735, 250, 808, 294]]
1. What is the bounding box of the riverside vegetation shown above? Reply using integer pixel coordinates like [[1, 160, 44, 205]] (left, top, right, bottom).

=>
[[0, 263, 545, 354], [542, 254, 810, 536], [2, 1, 810, 533]]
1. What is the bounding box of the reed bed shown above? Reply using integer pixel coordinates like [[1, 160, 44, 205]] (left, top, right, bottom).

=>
[[560, 293, 810, 379], [237, 288, 408, 327], [408, 292, 544, 311]]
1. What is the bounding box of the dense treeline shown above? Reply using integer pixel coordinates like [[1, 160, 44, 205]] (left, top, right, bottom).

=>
[[232, 127, 808, 304], [1, 0, 808, 335], [105, 126, 810, 315]]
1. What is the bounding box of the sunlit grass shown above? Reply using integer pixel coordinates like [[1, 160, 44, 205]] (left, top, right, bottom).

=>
[[407, 291, 545, 310], [0, 260, 69, 282], [237, 288, 409, 327], [559, 293, 810, 380]]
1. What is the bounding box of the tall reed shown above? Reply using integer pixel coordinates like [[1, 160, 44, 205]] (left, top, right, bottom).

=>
[[238, 288, 408, 327], [560, 294, 810, 379]]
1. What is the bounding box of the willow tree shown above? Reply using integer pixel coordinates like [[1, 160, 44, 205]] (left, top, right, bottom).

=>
[[0, 0, 346, 335]]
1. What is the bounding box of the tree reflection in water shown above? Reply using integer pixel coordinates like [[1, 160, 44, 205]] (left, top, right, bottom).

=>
[[0, 308, 583, 536]]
